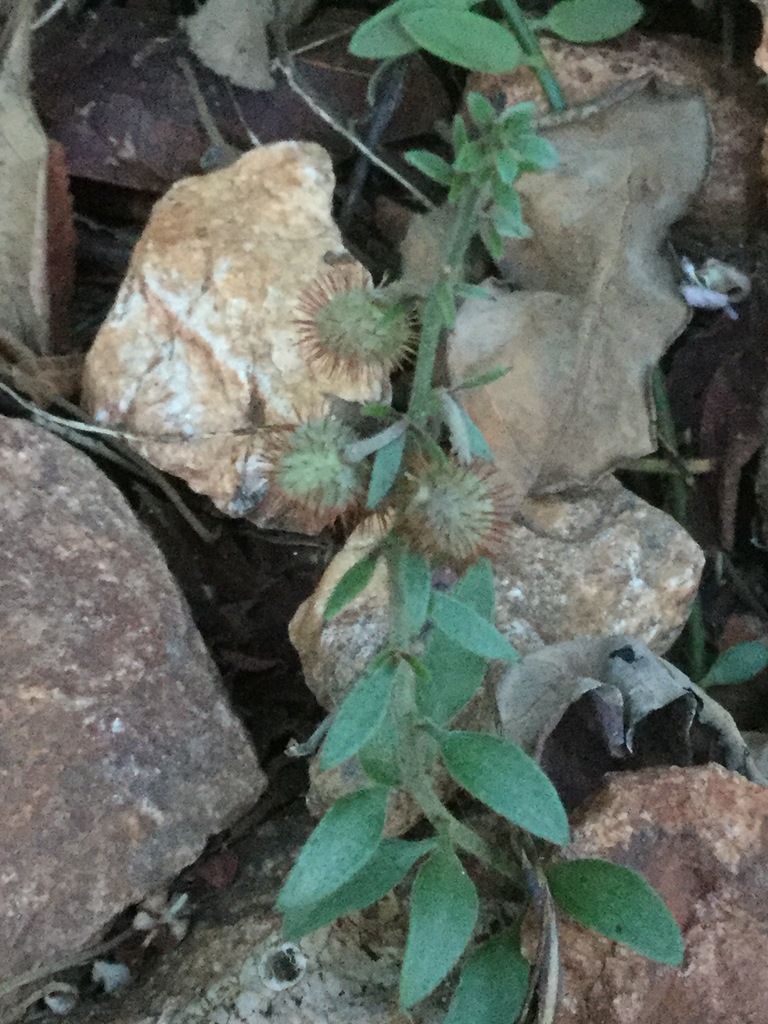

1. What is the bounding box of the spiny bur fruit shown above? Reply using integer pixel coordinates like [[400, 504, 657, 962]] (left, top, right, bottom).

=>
[[395, 455, 511, 571], [263, 417, 369, 533], [296, 264, 414, 378]]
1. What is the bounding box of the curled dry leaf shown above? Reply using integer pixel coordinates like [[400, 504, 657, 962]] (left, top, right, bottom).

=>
[[447, 84, 710, 503], [185, 0, 317, 93], [494, 635, 766, 810]]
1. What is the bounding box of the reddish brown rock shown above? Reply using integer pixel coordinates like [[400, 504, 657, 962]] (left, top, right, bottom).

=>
[[553, 765, 768, 1024], [0, 416, 265, 992]]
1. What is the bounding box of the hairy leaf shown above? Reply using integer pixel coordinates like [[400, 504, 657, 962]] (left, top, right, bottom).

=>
[[430, 590, 518, 661], [405, 148, 454, 186], [324, 552, 380, 621], [277, 786, 388, 910], [700, 641, 768, 688], [445, 927, 529, 1024], [283, 838, 435, 940], [547, 858, 684, 964], [419, 558, 494, 723], [359, 710, 402, 786], [321, 659, 399, 769], [367, 429, 406, 508], [400, 845, 479, 1007], [440, 730, 570, 844], [389, 542, 433, 637]]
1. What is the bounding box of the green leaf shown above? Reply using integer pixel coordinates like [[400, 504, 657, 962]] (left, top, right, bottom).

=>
[[454, 140, 486, 173], [491, 203, 530, 239], [367, 429, 407, 508], [405, 148, 454, 186], [400, 9, 525, 72], [514, 133, 559, 171], [454, 365, 511, 390], [277, 786, 388, 910], [439, 731, 570, 845], [419, 558, 494, 723], [360, 402, 394, 417], [494, 148, 520, 184], [359, 710, 402, 786], [498, 100, 537, 127], [466, 90, 497, 127], [454, 282, 494, 301], [321, 659, 399, 770], [543, 0, 643, 43], [324, 553, 380, 621], [349, 0, 422, 58], [461, 405, 494, 460], [699, 640, 768, 688], [389, 543, 433, 637], [480, 219, 504, 260], [430, 590, 518, 661], [452, 113, 469, 154], [547, 859, 684, 965], [283, 838, 435, 940], [445, 927, 529, 1024], [350, 0, 479, 58], [433, 280, 457, 328], [400, 845, 479, 1007], [492, 179, 520, 211]]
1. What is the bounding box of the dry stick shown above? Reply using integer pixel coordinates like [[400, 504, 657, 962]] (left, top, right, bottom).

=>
[[272, 56, 435, 211], [177, 56, 243, 170], [0, 926, 135, 1021], [0, 379, 220, 543]]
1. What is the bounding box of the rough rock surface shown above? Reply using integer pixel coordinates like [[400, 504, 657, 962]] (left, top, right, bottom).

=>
[[81, 142, 388, 526], [0, 416, 265, 995], [290, 478, 703, 713], [551, 765, 768, 1024], [46, 811, 444, 1024]]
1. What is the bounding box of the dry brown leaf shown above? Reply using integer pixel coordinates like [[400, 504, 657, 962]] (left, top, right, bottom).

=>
[[185, 0, 316, 92], [0, 0, 50, 357], [495, 635, 765, 809], [447, 84, 710, 502]]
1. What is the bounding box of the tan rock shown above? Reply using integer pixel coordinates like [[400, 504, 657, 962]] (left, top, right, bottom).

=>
[[290, 479, 702, 715], [82, 143, 389, 527], [470, 32, 766, 241], [0, 416, 264, 1008], [550, 765, 768, 1024]]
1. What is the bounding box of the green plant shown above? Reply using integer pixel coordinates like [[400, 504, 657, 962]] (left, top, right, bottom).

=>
[[349, 0, 644, 110], [274, 79, 683, 1018], [274, 0, 683, 1012]]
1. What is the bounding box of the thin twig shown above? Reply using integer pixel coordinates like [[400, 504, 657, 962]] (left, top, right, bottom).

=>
[[272, 56, 435, 211]]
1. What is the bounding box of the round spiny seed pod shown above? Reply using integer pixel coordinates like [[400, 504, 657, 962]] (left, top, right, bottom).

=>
[[296, 264, 414, 378], [395, 456, 511, 571], [263, 418, 368, 533]]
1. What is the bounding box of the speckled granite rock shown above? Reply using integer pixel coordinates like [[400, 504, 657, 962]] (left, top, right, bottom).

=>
[[81, 142, 388, 526], [0, 416, 264, 1004], [548, 765, 768, 1024]]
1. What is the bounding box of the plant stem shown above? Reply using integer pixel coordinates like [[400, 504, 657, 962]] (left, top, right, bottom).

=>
[[407, 189, 482, 425], [493, 0, 566, 112], [391, 662, 525, 892]]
